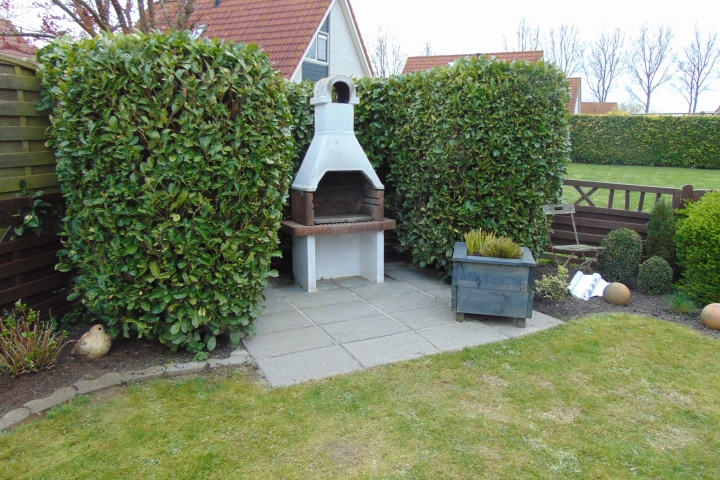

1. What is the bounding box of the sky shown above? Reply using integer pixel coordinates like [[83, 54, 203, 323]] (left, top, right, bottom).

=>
[[9, 0, 720, 113], [350, 0, 720, 113]]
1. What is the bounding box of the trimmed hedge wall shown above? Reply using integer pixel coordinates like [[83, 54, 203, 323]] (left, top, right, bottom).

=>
[[290, 58, 570, 271], [570, 115, 720, 169], [38, 32, 295, 352]]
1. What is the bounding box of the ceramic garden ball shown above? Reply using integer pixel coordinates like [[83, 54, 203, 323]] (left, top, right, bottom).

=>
[[603, 282, 631, 306]]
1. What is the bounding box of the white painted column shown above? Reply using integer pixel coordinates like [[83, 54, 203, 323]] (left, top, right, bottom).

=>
[[292, 235, 317, 292]]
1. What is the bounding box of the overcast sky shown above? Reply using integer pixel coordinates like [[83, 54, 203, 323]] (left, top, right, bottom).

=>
[[351, 0, 720, 113]]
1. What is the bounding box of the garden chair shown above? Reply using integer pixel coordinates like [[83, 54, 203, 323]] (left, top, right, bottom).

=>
[[542, 203, 604, 271]]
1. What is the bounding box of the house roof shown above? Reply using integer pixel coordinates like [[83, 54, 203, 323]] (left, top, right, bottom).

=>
[[581, 102, 618, 115], [567, 77, 581, 114], [0, 19, 37, 61], [178, 0, 370, 79], [402, 50, 544, 73]]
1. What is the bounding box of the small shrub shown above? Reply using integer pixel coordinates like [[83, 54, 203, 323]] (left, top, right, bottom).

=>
[[465, 229, 496, 256], [480, 237, 523, 259], [638, 256, 673, 295], [646, 199, 677, 268], [535, 265, 569, 300], [667, 293, 697, 315], [0, 302, 69, 376], [597, 228, 643, 284], [675, 191, 720, 304]]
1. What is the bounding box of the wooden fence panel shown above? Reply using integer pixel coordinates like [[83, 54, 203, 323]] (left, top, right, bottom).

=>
[[551, 180, 710, 248], [0, 54, 72, 317], [0, 53, 58, 201]]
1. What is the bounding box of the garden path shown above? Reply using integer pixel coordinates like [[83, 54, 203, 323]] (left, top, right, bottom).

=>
[[244, 262, 563, 386]]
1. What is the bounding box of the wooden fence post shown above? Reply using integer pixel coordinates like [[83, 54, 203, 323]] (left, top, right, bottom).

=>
[[680, 184, 694, 207]]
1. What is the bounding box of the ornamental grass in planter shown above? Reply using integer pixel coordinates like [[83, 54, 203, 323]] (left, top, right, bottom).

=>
[[452, 230, 536, 327]]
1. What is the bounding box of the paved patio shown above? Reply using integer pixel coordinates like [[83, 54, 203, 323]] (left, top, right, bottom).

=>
[[242, 262, 563, 387]]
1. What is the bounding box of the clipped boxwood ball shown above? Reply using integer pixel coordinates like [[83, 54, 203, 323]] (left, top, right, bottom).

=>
[[603, 282, 631, 306], [638, 256, 673, 295], [700, 304, 720, 330], [597, 228, 643, 284]]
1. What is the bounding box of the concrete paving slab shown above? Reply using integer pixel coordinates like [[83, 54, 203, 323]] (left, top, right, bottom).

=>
[[385, 269, 447, 290], [321, 315, 409, 343], [208, 355, 249, 368], [259, 296, 295, 316], [479, 311, 565, 338], [391, 305, 457, 330], [416, 321, 510, 351], [347, 280, 418, 299], [284, 288, 359, 309], [272, 284, 310, 297], [331, 276, 377, 288], [268, 274, 294, 287], [423, 287, 452, 305], [242, 326, 334, 359], [255, 309, 313, 335], [343, 332, 440, 368], [257, 345, 362, 387], [366, 291, 443, 314], [165, 361, 207, 377], [301, 300, 381, 325]]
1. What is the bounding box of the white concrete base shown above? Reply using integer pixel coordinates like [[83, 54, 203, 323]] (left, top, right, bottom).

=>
[[292, 231, 384, 292]]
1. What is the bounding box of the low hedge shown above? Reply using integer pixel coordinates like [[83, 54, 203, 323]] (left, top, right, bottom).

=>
[[38, 32, 295, 352], [569, 115, 720, 169]]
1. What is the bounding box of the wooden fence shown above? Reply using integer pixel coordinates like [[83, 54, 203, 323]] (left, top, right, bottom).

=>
[[0, 54, 71, 317], [550, 179, 711, 248]]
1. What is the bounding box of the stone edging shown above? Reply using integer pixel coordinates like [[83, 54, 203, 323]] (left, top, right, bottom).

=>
[[0, 349, 250, 432]]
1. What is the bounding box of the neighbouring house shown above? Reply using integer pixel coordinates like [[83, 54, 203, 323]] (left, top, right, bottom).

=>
[[402, 51, 544, 74], [184, 0, 372, 82], [403, 51, 582, 116], [581, 102, 619, 115], [0, 19, 37, 62]]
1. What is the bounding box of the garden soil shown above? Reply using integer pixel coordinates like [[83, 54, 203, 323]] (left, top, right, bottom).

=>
[[1, 257, 715, 418]]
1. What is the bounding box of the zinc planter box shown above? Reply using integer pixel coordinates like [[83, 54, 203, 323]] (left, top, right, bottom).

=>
[[451, 242, 537, 328]]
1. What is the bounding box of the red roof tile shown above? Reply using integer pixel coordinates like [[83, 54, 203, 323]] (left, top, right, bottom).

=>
[[166, 0, 369, 79], [567, 77, 581, 114], [0, 19, 37, 62], [581, 102, 618, 115], [402, 50, 544, 73]]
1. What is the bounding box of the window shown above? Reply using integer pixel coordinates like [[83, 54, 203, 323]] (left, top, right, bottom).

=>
[[191, 25, 207, 39], [305, 17, 329, 64]]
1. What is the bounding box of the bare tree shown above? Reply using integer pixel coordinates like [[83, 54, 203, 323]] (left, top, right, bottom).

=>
[[674, 26, 720, 113], [583, 27, 626, 102], [626, 24, 674, 113], [22, 0, 197, 39], [420, 42, 433, 56], [369, 27, 407, 77], [618, 100, 644, 114], [545, 24, 583, 76], [503, 18, 541, 52]]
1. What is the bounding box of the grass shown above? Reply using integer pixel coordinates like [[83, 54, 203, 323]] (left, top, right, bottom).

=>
[[2, 314, 720, 479], [563, 163, 720, 212], [667, 293, 698, 315]]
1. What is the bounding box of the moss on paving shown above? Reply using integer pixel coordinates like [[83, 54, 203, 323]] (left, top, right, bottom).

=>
[[1, 314, 719, 479]]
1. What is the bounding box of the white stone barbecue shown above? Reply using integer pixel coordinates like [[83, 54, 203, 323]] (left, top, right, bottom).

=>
[[281, 76, 395, 292]]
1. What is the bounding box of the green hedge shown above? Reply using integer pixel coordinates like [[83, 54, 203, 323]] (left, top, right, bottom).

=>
[[38, 32, 295, 352], [289, 59, 570, 271], [569, 115, 720, 169]]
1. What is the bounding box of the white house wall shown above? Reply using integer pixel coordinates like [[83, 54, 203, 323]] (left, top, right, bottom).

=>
[[329, 2, 365, 78]]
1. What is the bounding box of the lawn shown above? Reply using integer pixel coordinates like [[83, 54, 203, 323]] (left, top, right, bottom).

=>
[[563, 163, 720, 211], [2, 315, 719, 479]]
